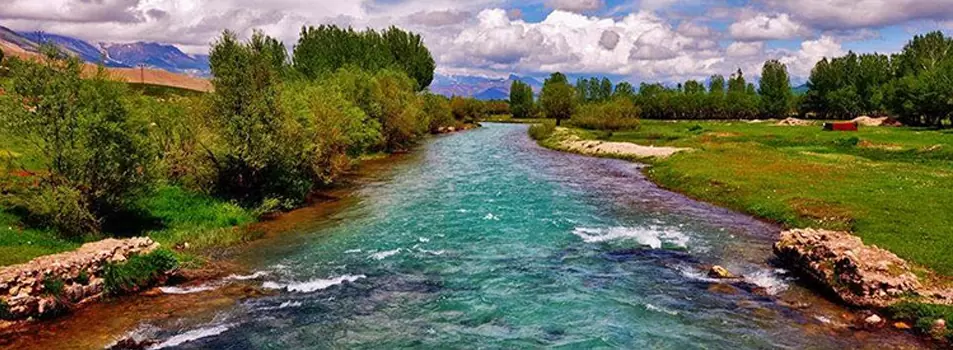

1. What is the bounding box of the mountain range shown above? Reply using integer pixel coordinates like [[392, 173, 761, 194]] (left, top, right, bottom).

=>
[[2, 25, 211, 77], [429, 74, 543, 100]]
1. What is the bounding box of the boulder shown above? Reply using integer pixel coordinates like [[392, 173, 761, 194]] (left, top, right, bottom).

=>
[[774, 228, 921, 308]]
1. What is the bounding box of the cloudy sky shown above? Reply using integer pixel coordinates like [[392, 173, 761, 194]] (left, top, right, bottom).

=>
[[1, 0, 952, 83]]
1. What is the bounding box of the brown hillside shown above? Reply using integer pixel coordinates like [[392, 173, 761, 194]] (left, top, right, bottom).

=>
[[0, 39, 211, 92]]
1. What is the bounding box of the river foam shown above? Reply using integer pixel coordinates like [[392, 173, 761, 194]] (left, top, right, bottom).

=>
[[262, 275, 366, 293], [159, 285, 217, 295], [149, 324, 231, 349], [369, 248, 402, 260], [572, 226, 689, 249]]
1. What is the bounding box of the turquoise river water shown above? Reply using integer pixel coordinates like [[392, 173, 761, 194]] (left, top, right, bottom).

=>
[[5, 123, 927, 349]]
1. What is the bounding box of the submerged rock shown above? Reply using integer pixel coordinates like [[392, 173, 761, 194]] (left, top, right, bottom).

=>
[[708, 265, 738, 279], [773, 229, 921, 308]]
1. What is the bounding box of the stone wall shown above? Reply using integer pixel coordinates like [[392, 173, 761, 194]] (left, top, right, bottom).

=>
[[0, 237, 159, 320]]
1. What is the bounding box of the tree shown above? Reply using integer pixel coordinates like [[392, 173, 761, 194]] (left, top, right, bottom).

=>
[[599, 77, 613, 102], [0, 46, 155, 235], [614, 82, 635, 100], [541, 72, 575, 125], [208, 30, 308, 204], [510, 80, 535, 119], [293, 25, 435, 91], [0, 47, 5, 66], [758, 60, 793, 117]]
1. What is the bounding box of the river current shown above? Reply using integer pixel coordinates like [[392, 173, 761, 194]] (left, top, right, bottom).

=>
[[6, 123, 926, 349]]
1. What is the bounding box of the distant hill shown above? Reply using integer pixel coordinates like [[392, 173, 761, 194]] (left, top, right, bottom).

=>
[[473, 87, 509, 100], [430, 73, 543, 100], [0, 24, 211, 92], [18, 31, 128, 68], [102, 42, 210, 77]]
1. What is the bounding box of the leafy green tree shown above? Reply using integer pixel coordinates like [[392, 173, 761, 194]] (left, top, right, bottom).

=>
[[613, 82, 635, 100], [208, 30, 307, 205], [758, 60, 793, 117], [599, 78, 613, 101], [541, 72, 575, 125], [0, 46, 155, 235], [450, 96, 486, 121], [292, 25, 435, 91], [422, 93, 454, 131], [381, 26, 436, 91], [510, 80, 535, 119]]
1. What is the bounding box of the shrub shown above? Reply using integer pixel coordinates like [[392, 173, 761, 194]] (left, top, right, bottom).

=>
[[529, 122, 557, 141], [422, 93, 454, 132], [570, 98, 641, 131], [42, 275, 65, 297], [103, 249, 178, 295], [76, 270, 90, 285], [373, 69, 428, 151], [206, 30, 310, 206], [0, 299, 11, 320], [887, 302, 953, 339], [450, 96, 485, 122], [0, 46, 156, 236]]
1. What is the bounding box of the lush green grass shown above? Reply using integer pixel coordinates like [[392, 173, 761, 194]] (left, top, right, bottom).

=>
[[548, 120, 953, 275], [102, 248, 179, 295], [887, 302, 953, 340], [0, 185, 255, 266]]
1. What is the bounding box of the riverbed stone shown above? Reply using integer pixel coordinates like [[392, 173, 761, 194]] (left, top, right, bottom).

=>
[[708, 265, 737, 279]]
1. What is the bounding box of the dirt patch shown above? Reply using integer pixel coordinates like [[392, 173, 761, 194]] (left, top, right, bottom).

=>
[[852, 116, 904, 127], [776, 118, 815, 126], [556, 130, 690, 159], [859, 140, 905, 151]]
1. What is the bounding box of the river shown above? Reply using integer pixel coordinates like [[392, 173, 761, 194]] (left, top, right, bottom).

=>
[[4, 123, 925, 349]]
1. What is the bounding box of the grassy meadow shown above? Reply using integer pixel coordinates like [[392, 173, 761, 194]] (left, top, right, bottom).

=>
[[547, 120, 953, 275]]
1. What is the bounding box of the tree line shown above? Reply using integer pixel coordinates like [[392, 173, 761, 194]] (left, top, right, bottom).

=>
[[0, 26, 457, 237], [513, 60, 791, 129], [803, 31, 953, 127], [515, 31, 953, 129]]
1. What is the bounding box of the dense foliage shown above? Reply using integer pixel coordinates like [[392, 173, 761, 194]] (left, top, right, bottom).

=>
[[802, 31, 953, 127], [540, 73, 576, 125], [570, 98, 641, 131], [0, 47, 156, 235], [509, 80, 535, 119], [758, 60, 793, 118], [293, 25, 436, 91], [0, 25, 450, 241]]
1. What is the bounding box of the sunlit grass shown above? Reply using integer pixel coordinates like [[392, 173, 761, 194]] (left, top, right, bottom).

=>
[[556, 120, 953, 274]]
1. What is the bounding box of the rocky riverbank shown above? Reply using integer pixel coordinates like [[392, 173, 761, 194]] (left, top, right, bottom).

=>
[[774, 228, 953, 341], [0, 238, 172, 328]]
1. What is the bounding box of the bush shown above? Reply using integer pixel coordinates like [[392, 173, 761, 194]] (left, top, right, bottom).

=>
[[529, 122, 557, 141], [0, 46, 156, 236], [103, 249, 178, 295], [206, 31, 311, 206], [887, 302, 953, 339], [450, 96, 486, 122], [42, 275, 65, 297], [0, 299, 11, 320], [570, 98, 641, 131], [422, 93, 455, 132]]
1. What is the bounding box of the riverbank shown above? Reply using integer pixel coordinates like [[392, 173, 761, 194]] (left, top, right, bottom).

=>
[[0, 124, 479, 331], [529, 119, 953, 341]]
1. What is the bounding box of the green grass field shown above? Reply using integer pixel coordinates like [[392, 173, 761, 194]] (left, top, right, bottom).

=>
[[552, 120, 953, 275], [0, 130, 254, 266]]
